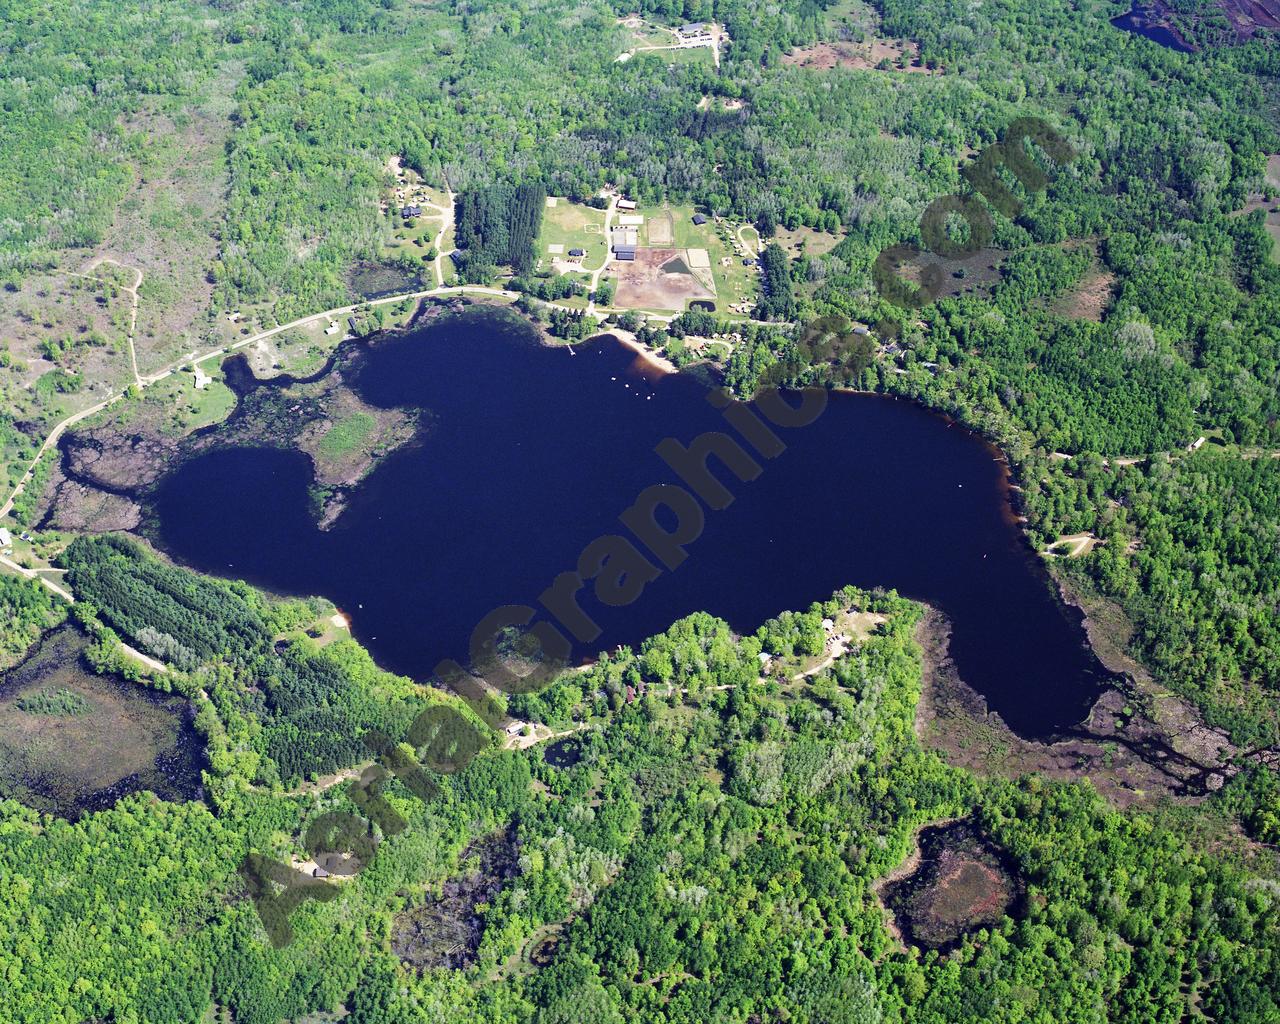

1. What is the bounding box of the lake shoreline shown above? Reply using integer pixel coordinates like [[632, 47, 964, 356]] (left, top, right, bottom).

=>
[[140, 313, 1115, 736], [29, 303, 1120, 741], [594, 329, 679, 375]]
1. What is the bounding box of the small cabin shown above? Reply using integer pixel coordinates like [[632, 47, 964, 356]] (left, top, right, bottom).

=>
[[692, 213, 708, 225], [568, 247, 585, 257], [401, 204, 422, 218]]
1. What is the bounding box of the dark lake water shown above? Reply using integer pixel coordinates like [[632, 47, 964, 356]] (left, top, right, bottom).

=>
[[1111, 3, 1196, 52], [149, 307, 1112, 738], [544, 738, 583, 768]]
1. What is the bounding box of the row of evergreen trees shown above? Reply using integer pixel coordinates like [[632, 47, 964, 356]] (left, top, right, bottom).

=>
[[452, 183, 547, 283]]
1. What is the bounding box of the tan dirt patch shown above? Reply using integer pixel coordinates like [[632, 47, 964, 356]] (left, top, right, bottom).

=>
[[1050, 266, 1116, 321], [647, 210, 675, 247], [782, 39, 936, 74], [613, 248, 716, 311]]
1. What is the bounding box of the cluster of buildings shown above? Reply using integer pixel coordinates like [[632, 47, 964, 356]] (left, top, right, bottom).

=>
[[677, 22, 715, 47], [381, 160, 437, 221], [612, 198, 639, 261]]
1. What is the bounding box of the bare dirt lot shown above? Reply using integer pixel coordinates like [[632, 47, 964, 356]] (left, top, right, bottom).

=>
[[646, 210, 675, 246], [1051, 265, 1116, 321], [782, 39, 936, 73], [614, 248, 716, 311]]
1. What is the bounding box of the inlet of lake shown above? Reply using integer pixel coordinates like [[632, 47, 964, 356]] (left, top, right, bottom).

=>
[[148, 307, 1113, 738]]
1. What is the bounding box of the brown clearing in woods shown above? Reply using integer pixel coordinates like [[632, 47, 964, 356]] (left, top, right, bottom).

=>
[[781, 39, 937, 74]]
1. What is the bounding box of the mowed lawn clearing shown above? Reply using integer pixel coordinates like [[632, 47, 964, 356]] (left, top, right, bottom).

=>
[[773, 224, 844, 259], [537, 198, 609, 273], [644, 45, 715, 67]]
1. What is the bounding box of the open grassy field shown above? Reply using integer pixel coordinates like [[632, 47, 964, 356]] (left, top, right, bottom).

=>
[[139, 367, 238, 437], [319, 412, 378, 458], [0, 272, 134, 421], [773, 224, 844, 258], [645, 45, 715, 66], [617, 16, 676, 48], [99, 60, 242, 376], [383, 210, 444, 262], [820, 0, 880, 33], [0, 61, 243, 507], [73, 354, 238, 445], [536, 199, 609, 273]]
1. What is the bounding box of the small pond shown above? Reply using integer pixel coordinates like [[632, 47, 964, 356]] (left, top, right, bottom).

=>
[[543, 738, 583, 768], [392, 828, 521, 971], [348, 261, 426, 300], [1110, 2, 1196, 52]]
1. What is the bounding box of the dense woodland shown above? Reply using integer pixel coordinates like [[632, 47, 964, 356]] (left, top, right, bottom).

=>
[[4, 0, 1280, 1017], [0, 574, 67, 668], [453, 184, 548, 284]]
